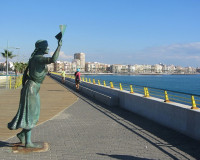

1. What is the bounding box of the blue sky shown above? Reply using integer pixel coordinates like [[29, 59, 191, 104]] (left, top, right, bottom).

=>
[[0, 0, 200, 67]]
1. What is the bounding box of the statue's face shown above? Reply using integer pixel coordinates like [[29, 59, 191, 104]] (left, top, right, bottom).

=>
[[44, 47, 49, 54], [40, 43, 49, 54]]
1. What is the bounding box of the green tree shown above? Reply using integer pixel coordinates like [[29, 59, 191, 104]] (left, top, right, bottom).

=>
[[1, 49, 16, 70]]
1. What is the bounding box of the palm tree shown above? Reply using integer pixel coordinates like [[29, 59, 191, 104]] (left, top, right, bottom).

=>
[[1, 49, 16, 71], [13, 62, 28, 74]]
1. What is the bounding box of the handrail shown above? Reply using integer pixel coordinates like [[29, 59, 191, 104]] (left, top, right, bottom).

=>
[[79, 76, 200, 97], [0, 75, 23, 89], [50, 72, 200, 109]]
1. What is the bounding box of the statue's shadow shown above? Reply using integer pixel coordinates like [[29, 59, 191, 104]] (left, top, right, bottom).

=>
[[0, 141, 22, 148]]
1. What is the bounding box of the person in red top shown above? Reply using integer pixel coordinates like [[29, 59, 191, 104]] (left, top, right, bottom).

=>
[[75, 68, 81, 90]]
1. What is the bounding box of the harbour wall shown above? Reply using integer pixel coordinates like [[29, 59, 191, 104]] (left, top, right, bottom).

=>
[[50, 74, 200, 141]]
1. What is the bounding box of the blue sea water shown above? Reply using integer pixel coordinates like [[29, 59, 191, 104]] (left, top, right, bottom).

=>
[[84, 74, 200, 96]]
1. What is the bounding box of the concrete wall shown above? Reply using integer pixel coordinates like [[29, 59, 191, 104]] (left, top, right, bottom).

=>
[[50, 74, 200, 141]]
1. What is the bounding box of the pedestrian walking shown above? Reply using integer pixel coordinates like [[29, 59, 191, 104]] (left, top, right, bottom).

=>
[[61, 69, 65, 83], [75, 68, 81, 90]]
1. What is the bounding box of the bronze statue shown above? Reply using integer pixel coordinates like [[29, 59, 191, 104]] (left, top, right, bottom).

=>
[[8, 38, 62, 148]]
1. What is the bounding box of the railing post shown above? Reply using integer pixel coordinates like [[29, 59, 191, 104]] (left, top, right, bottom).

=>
[[146, 88, 150, 97], [130, 85, 134, 93], [164, 90, 170, 102], [9, 76, 11, 89], [144, 87, 150, 97], [89, 78, 91, 83], [144, 87, 146, 96], [103, 81, 106, 86], [14, 76, 18, 89], [119, 83, 123, 91], [85, 78, 88, 82], [82, 77, 84, 82], [191, 95, 198, 109], [98, 80, 100, 85], [110, 82, 114, 88], [93, 79, 96, 84]]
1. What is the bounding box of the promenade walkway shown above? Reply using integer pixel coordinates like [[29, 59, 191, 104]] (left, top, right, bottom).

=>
[[0, 76, 200, 159]]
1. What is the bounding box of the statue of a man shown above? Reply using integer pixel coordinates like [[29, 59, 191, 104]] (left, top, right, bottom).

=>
[[8, 39, 62, 148]]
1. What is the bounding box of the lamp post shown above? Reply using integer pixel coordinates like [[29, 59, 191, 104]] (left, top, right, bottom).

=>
[[5, 41, 20, 75]]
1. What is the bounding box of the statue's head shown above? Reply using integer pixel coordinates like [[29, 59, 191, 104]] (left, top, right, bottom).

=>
[[35, 40, 49, 54]]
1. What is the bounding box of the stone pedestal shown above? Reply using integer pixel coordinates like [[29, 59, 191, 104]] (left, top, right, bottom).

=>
[[11, 142, 49, 153]]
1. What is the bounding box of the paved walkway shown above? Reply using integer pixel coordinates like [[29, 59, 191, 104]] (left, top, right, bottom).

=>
[[0, 76, 200, 159], [0, 76, 78, 141]]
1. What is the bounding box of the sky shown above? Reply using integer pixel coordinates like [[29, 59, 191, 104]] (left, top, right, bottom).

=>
[[0, 0, 200, 67]]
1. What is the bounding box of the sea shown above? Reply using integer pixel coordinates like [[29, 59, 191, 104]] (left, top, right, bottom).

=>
[[83, 74, 200, 96]]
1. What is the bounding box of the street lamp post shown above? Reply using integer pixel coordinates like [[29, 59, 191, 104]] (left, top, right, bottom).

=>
[[5, 41, 20, 75]]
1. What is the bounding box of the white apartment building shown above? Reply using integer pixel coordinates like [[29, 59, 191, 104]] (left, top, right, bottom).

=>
[[99, 63, 110, 73], [111, 64, 128, 73], [128, 65, 136, 73], [63, 61, 72, 73], [47, 63, 54, 72], [134, 64, 144, 73], [72, 59, 80, 72], [85, 62, 99, 73], [151, 64, 163, 73], [168, 65, 175, 73], [175, 66, 184, 74], [54, 61, 64, 72], [143, 65, 152, 73], [162, 65, 170, 73]]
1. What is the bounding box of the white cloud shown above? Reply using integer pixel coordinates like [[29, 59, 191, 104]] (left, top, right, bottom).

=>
[[132, 42, 200, 66], [49, 51, 73, 61]]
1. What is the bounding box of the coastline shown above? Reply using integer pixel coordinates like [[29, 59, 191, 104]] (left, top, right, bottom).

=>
[[72, 72, 200, 76]]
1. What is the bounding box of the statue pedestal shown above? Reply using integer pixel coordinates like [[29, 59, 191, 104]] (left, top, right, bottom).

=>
[[11, 142, 49, 153]]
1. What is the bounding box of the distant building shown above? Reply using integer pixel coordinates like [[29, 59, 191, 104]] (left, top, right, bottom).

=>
[[54, 61, 64, 72], [63, 61, 72, 73], [74, 53, 85, 72], [196, 67, 200, 73], [128, 65, 135, 73], [85, 62, 99, 73], [111, 64, 124, 73], [47, 63, 54, 72], [72, 59, 80, 72], [151, 64, 162, 73]]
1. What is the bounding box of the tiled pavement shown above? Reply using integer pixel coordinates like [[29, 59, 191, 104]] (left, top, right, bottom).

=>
[[0, 76, 200, 160]]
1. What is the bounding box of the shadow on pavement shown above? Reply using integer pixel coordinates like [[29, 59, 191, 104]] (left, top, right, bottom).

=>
[[0, 141, 18, 148], [97, 153, 151, 160], [82, 94, 200, 159]]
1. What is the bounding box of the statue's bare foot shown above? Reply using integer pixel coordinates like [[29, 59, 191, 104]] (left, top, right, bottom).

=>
[[25, 142, 42, 148], [17, 133, 25, 144]]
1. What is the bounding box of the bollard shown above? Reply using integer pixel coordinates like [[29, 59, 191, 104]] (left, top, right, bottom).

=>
[[103, 81, 106, 86], [85, 78, 88, 82], [89, 78, 91, 83], [93, 79, 96, 84], [98, 80, 101, 85], [82, 77, 84, 82], [110, 82, 114, 88], [119, 83, 123, 91], [130, 85, 134, 93], [191, 95, 198, 109], [164, 90, 170, 102]]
